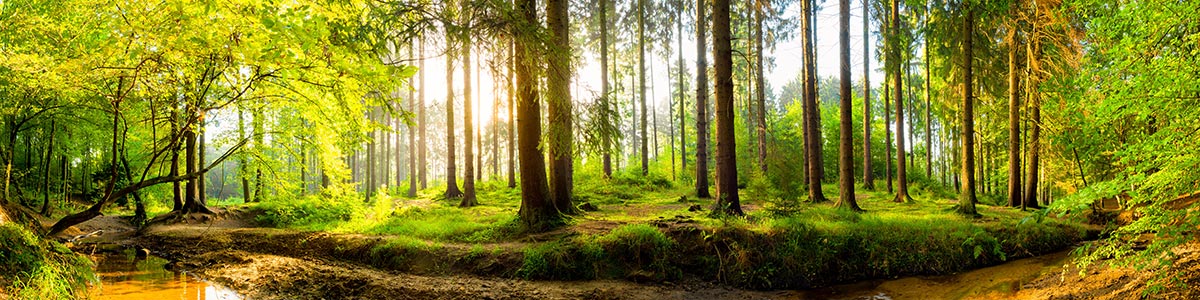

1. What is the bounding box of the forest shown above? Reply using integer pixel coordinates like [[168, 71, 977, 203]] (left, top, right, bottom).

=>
[[1, 0, 1198, 299]]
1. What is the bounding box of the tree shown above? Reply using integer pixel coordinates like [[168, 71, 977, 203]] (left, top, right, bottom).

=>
[[444, 22, 465, 199], [713, 0, 742, 215], [957, 3, 979, 216], [515, 0, 559, 230], [1006, 24, 1022, 208], [1022, 3, 1042, 210], [638, 0, 650, 176], [461, 13, 479, 207], [507, 40, 517, 189], [600, 0, 613, 179], [861, 0, 875, 191], [890, 0, 913, 203], [547, 0, 576, 213], [419, 36, 429, 190], [835, 0, 861, 211], [801, 0, 827, 203], [754, 0, 767, 174], [694, 0, 712, 199]]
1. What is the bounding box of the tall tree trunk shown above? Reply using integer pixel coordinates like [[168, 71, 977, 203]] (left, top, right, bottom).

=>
[[182, 104, 213, 214], [883, 74, 892, 193], [861, 0, 874, 191], [677, 8, 687, 175], [547, 0, 575, 213], [694, 0, 711, 199], [253, 108, 264, 202], [238, 108, 251, 202], [957, 6, 979, 216], [199, 124, 207, 205], [802, 0, 827, 202], [924, 14, 933, 179], [462, 29, 478, 207], [516, 0, 558, 230], [890, 0, 912, 203], [836, 0, 861, 211], [445, 26, 464, 199], [419, 37, 428, 190], [600, 0, 612, 179], [476, 53, 484, 182], [171, 110, 183, 210], [367, 107, 376, 202], [40, 120, 56, 216], [507, 40, 517, 188], [638, 0, 649, 176], [755, 3, 767, 175], [1024, 10, 1042, 209], [713, 0, 742, 215]]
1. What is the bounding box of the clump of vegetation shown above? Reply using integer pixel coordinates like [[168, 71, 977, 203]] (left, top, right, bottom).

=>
[[254, 195, 363, 228], [0, 224, 94, 300]]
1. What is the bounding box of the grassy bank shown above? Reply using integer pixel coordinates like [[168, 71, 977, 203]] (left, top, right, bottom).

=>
[[232, 175, 1086, 289], [0, 223, 94, 300]]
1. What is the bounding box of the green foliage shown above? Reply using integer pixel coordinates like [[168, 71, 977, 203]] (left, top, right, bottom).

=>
[[254, 195, 363, 228], [0, 224, 94, 300]]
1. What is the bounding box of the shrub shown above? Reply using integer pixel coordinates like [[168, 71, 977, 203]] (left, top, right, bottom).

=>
[[0, 224, 94, 300]]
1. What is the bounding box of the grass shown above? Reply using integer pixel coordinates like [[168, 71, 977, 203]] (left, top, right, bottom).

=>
[[0, 223, 94, 300], [242, 172, 1085, 289]]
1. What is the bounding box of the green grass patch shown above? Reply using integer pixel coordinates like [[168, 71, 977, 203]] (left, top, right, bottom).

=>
[[0, 223, 94, 300]]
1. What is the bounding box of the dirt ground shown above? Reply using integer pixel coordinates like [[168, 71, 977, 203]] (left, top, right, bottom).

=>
[[65, 207, 1200, 300]]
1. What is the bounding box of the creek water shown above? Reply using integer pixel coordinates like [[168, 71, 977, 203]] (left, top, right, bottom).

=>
[[791, 249, 1075, 300], [88, 252, 242, 300]]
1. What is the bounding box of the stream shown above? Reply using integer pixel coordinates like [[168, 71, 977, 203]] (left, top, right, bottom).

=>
[[88, 251, 242, 300]]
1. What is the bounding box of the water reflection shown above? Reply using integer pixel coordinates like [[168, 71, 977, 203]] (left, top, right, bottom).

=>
[[89, 252, 242, 300]]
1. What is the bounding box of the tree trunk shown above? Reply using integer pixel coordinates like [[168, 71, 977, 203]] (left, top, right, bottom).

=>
[[181, 105, 213, 215], [755, 4, 767, 175], [547, 0, 575, 213], [508, 40, 517, 188], [713, 0, 742, 215], [861, 0, 874, 191], [408, 43, 418, 197], [40, 120, 56, 216], [957, 6, 979, 216], [516, 0, 558, 231], [253, 108, 264, 202], [445, 26, 464, 199], [238, 108, 251, 202], [638, 0, 649, 176], [890, 0, 912, 203], [924, 14, 933, 179], [419, 37, 428, 190], [677, 8, 687, 176], [462, 29, 478, 207], [1024, 19, 1042, 209], [694, 0, 711, 199], [885, 75, 893, 193], [600, 0, 612, 179], [171, 112, 183, 210], [802, 0, 827, 203], [836, 0, 861, 211]]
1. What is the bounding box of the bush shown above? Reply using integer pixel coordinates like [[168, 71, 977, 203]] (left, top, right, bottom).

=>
[[254, 195, 363, 228]]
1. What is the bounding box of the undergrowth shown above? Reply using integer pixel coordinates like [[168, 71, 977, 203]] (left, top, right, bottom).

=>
[[0, 223, 94, 300]]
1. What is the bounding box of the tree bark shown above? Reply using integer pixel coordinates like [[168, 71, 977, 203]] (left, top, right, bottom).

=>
[[1022, 5, 1041, 211], [836, 0, 861, 211], [40, 120, 56, 216], [547, 0, 575, 213], [861, 0, 874, 191], [890, 0, 912, 203], [802, 0, 827, 202], [600, 0, 612, 179], [507, 39, 517, 188], [677, 8, 687, 176], [419, 36, 428, 190], [694, 0, 712, 199], [445, 25, 464, 199], [639, 0, 649, 176], [957, 5, 979, 216], [755, 4, 767, 175], [516, 0, 558, 230], [713, 0, 742, 215], [462, 28, 478, 207]]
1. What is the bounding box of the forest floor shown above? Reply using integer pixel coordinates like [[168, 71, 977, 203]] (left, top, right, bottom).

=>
[[55, 178, 1200, 299]]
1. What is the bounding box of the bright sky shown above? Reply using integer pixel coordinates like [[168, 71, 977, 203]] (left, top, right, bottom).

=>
[[413, 2, 884, 129]]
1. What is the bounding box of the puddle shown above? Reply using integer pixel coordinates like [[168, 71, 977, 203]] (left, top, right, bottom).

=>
[[89, 251, 242, 300]]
